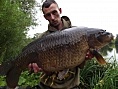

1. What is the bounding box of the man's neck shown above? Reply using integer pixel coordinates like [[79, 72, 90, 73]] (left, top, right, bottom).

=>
[[53, 21, 63, 30], [57, 21, 63, 30]]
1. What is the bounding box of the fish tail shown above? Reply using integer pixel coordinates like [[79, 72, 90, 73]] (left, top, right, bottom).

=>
[[0, 60, 22, 88], [0, 61, 13, 76], [6, 67, 22, 88]]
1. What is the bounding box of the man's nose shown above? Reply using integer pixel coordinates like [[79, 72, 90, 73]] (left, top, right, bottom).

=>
[[50, 14, 55, 20]]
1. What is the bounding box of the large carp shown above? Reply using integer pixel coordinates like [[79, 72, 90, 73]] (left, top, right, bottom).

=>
[[0, 27, 113, 88]]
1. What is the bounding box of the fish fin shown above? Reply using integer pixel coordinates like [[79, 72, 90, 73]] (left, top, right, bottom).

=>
[[6, 67, 22, 88], [92, 50, 107, 65]]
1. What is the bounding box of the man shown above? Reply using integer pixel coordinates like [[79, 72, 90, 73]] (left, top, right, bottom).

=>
[[28, 0, 93, 89]]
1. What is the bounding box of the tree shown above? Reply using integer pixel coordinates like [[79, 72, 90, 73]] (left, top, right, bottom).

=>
[[0, 0, 38, 62], [0, 0, 45, 87], [115, 34, 118, 53]]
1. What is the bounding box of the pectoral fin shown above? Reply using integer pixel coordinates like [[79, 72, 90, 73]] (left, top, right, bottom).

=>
[[92, 50, 107, 65]]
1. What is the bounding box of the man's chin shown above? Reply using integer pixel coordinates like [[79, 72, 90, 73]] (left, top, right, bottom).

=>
[[51, 23, 59, 27]]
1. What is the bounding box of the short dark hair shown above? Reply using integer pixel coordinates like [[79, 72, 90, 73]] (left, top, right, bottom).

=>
[[42, 0, 58, 10]]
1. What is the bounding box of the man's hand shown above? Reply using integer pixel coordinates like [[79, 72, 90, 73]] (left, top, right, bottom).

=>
[[28, 63, 42, 73], [85, 50, 94, 60]]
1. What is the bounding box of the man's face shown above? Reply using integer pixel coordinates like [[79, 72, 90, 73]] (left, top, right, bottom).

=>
[[43, 3, 62, 27]]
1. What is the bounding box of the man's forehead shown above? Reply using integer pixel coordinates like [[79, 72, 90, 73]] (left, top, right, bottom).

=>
[[43, 3, 59, 14]]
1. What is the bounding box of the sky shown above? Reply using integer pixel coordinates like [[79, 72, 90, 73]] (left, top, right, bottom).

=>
[[28, 0, 118, 38]]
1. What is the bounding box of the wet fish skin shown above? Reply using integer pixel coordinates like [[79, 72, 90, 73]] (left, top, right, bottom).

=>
[[0, 27, 113, 88]]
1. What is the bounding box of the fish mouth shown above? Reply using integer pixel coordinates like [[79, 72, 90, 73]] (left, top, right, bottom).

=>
[[97, 32, 114, 43]]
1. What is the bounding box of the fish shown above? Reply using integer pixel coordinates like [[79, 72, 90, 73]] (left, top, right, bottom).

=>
[[0, 27, 113, 88]]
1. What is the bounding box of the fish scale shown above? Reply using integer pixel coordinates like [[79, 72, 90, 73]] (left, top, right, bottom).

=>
[[0, 26, 113, 88]]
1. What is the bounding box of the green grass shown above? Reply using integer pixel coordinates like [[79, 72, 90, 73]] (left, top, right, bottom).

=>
[[80, 57, 118, 89]]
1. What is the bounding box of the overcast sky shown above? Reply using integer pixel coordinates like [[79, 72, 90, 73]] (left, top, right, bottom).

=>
[[28, 0, 118, 37]]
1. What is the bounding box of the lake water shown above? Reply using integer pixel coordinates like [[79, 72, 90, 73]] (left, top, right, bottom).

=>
[[104, 48, 118, 63]]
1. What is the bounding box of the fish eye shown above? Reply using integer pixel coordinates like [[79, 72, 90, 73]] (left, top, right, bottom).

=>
[[98, 30, 106, 35]]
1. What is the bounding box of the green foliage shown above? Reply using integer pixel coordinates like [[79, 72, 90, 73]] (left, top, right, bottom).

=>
[[18, 71, 41, 87], [115, 35, 118, 53], [93, 58, 118, 89], [115, 34, 118, 44], [0, 0, 36, 62], [94, 67, 118, 89], [80, 57, 118, 89], [0, 71, 41, 87], [0, 0, 43, 87], [0, 76, 6, 86], [80, 60, 106, 89]]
